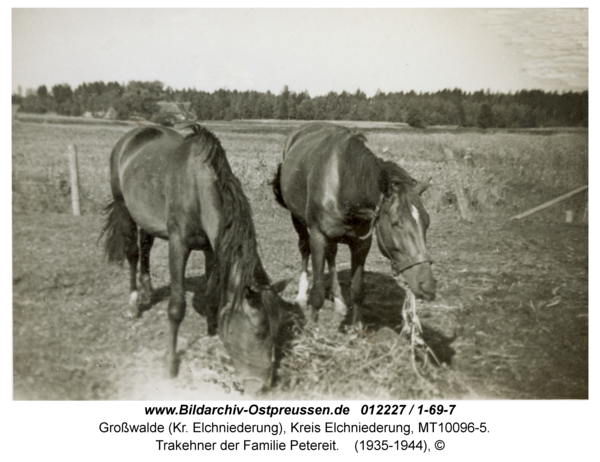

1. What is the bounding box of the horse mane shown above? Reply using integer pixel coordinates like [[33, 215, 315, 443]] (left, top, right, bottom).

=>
[[184, 124, 271, 311], [337, 126, 417, 198]]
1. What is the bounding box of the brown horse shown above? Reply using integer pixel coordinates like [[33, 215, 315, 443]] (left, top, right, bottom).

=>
[[101, 124, 290, 392], [272, 122, 436, 324]]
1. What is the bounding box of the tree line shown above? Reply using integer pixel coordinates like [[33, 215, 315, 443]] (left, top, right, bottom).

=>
[[12, 80, 588, 128]]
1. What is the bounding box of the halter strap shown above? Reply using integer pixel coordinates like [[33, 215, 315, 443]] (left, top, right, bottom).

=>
[[358, 194, 385, 240], [393, 252, 434, 273], [359, 194, 434, 273], [375, 225, 434, 275], [358, 207, 380, 240]]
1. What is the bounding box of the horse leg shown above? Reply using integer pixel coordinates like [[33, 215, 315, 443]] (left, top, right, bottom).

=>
[[349, 237, 372, 325], [203, 249, 219, 336], [292, 215, 310, 307], [308, 227, 327, 323], [166, 233, 191, 378], [325, 240, 346, 313], [138, 229, 154, 308], [123, 218, 140, 318]]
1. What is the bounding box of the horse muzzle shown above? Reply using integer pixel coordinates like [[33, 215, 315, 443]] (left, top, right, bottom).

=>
[[242, 377, 270, 395], [392, 254, 436, 301], [234, 363, 273, 395], [415, 277, 437, 301], [229, 346, 275, 395]]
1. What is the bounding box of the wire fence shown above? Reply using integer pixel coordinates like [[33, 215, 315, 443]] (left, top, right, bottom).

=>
[[12, 174, 110, 216]]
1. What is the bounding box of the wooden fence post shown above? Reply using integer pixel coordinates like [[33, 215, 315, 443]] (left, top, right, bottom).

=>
[[509, 185, 588, 221], [443, 148, 473, 222], [68, 144, 81, 216]]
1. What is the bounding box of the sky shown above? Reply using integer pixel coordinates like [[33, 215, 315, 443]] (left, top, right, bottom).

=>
[[12, 8, 588, 97]]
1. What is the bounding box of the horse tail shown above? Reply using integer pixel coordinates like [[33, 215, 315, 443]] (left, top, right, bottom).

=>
[[271, 163, 287, 209], [100, 200, 132, 266]]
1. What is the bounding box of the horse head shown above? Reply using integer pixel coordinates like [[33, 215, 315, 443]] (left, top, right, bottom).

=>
[[218, 279, 292, 393], [375, 176, 437, 301]]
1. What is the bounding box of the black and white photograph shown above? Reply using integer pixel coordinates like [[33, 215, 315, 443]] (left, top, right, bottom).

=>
[[10, 5, 589, 399], [7, 4, 593, 458]]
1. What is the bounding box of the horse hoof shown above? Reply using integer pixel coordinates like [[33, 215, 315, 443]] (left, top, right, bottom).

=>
[[138, 292, 152, 307], [128, 291, 138, 305], [351, 308, 362, 325], [207, 324, 218, 336], [333, 297, 347, 314], [295, 295, 307, 308], [167, 357, 180, 378], [126, 305, 140, 319]]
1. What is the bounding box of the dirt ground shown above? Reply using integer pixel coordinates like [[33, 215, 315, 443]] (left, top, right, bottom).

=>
[[12, 207, 588, 400]]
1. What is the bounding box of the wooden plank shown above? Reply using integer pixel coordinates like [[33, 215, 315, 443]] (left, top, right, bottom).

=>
[[510, 185, 588, 221], [443, 148, 473, 222], [68, 144, 81, 216]]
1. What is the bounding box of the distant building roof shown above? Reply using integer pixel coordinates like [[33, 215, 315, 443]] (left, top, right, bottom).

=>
[[103, 107, 118, 119], [156, 101, 194, 120]]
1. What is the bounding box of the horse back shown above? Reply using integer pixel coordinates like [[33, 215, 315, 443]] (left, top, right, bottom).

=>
[[280, 122, 380, 236], [111, 126, 214, 241]]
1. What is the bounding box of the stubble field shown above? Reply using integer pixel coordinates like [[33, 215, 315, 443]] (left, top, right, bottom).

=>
[[12, 118, 588, 400]]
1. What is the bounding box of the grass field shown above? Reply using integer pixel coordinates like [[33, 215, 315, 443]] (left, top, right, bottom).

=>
[[12, 118, 588, 399], [12, 116, 588, 219]]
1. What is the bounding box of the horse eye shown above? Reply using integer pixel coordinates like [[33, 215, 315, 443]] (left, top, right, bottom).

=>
[[391, 221, 401, 228]]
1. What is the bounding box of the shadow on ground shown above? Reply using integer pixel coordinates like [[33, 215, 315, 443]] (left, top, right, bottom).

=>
[[333, 269, 456, 365], [140, 274, 306, 391]]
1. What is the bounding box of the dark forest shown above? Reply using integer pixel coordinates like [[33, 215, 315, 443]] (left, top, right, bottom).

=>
[[12, 80, 588, 128]]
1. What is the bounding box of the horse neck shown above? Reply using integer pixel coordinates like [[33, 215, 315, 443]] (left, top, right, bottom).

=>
[[231, 254, 269, 287], [340, 149, 384, 207], [205, 141, 270, 305], [217, 241, 270, 306]]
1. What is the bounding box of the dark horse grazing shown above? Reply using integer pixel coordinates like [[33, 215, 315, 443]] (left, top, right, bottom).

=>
[[272, 122, 436, 324], [102, 124, 289, 391]]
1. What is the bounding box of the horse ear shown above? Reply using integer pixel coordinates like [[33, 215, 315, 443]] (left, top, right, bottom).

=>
[[417, 177, 432, 195], [271, 278, 290, 294], [244, 286, 262, 308], [378, 170, 392, 197]]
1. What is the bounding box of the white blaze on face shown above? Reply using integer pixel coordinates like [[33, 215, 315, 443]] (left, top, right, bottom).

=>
[[411, 205, 424, 240], [411, 205, 420, 223]]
